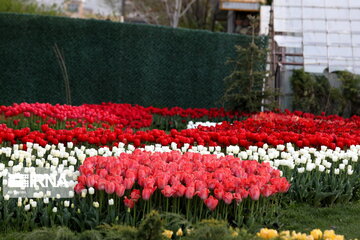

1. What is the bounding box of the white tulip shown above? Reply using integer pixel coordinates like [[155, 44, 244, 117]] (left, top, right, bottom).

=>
[[64, 200, 70, 207], [52, 207, 58, 213], [318, 165, 325, 172], [81, 190, 87, 198], [31, 201, 37, 208], [277, 145, 285, 151], [339, 164, 345, 170], [334, 169, 340, 175], [108, 199, 114, 206], [88, 187, 95, 195], [24, 204, 31, 211], [4, 194, 10, 201], [93, 201, 100, 208]]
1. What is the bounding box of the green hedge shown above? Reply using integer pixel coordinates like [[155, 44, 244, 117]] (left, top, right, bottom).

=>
[[0, 13, 267, 108]]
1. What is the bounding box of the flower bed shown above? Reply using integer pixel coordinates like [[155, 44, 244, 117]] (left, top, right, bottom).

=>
[[0, 103, 359, 238]]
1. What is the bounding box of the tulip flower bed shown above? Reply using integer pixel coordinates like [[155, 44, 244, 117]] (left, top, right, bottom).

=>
[[75, 150, 289, 226], [0, 103, 359, 149], [0, 140, 360, 233], [0, 102, 359, 238]]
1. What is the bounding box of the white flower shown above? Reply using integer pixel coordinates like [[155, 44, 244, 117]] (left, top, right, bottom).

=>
[[4, 194, 10, 201], [88, 187, 95, 195], [31, 201, 37, 208], [52, 207, 58, 213], [67, 142, 74, 149], [306, 163, 315, 172], [277, 145, 285, 151], [239, 151, 248, 160], [8, 161, 14, 167], [24, 204, 31, 211], [108, 199, 114, 206], [64, 200, 70, 207], [43, 198, 49, 204], [81, 190, 87, 198], [56, 194, 61, 199], [318, 165, 325, 172], [334, 169, 340, 175], [347, 169, 354, 175], [297, 167, 305, 173], [69, 190, 74, 198], [233, 146, 240, 154], [93, 201, 100, 208], [339, 164, 345, 170], [315, 158, 322, 166]]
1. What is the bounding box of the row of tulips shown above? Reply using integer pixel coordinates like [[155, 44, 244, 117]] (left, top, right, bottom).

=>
[[2, 103, 357, 125], [0, 141, 359, 229], [1, 103, 359, 149], [0, 117, 359, 149], [0, 142, 290, 230], [0, 103, 248, 130]]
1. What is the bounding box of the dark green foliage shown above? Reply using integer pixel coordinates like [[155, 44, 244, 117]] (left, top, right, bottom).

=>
[[337, 71, 360, 116], [183, 219, 258, 240], [160, 212, 192, 236], [18, 227, 76, 240], [136, 210, 163, 240], [0, 13, 266, 108], [55, 227, 77, 240], [97, 225, 138, 240], [78, 230, 103, 240], [290, 69, 360, 117], [220, 16, 275, 113]]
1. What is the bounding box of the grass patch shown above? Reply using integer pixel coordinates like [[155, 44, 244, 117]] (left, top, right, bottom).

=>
[[278, 201, 360, 238]]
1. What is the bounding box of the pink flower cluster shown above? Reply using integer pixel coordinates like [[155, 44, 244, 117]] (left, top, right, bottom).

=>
[[75, 150, 290, 210]]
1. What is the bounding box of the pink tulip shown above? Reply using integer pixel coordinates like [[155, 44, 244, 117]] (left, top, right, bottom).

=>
[[204, 196, 218, 211]]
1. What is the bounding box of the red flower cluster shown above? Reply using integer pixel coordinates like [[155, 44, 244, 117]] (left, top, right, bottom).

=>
[[0, 102, 152, 129], [1, 104, 359, 149], [75, 150, 290, 210], [0, 103, 245, 129]]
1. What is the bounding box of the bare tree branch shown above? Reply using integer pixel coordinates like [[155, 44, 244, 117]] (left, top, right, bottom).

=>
[[180, 0, 197, 17]]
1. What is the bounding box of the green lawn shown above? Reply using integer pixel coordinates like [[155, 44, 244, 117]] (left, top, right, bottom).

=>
[[278, 201, 360, 239]]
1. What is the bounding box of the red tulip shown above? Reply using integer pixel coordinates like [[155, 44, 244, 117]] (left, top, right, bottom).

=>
[[74, 183, 85, 194], [161, 185, 174, 198], [124, 197, 135, 209], [185, 186, 195, 199], [204, 196, 218, 211], [249, 186, 260, 200], [197, 188, 210, 200], [142, 187, 156, 200], [130, 189, 141, 201], [105, 181, 116, 194], [115, 184, 126, 197], [223, 192, 233, 205]]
